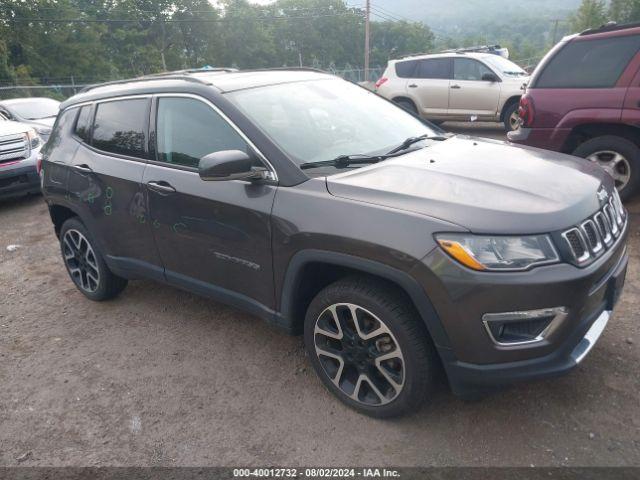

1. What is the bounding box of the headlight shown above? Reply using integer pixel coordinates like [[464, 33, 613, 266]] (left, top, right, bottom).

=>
[[25, 129, 41, 148], [35, 127, 52, 136], [435, 233, 559, 271]]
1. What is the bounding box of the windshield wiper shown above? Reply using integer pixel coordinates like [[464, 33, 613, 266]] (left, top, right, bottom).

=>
[[386, 134, 448, 155], [299, 154, 383, 170], [300, 135, 450, 171]]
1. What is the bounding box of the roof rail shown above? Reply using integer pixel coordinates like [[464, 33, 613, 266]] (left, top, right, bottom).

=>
[[78, 68, 235, 93], [145, 67, 238, 77], [239, 67, 329, 74], [77, 67, 329, 94], [580, 21, 640, 36], [441, 45, 509, 58]]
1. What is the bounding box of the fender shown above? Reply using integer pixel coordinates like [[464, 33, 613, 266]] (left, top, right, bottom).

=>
[[276, 249, 452, 349]]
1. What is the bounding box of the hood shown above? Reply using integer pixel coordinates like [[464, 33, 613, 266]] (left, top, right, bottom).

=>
[[0, 120, 31, 136], [326, 136, 612, 235], [25, 117, 55, 131]]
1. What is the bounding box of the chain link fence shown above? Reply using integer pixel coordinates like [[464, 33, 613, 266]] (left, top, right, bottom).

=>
[[0, 68, 386, 100]]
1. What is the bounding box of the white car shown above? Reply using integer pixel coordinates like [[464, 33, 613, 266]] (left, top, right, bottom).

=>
[[375, 52, 529, 131], [0, 97, 60, 143], [0, 114, 43, 200]]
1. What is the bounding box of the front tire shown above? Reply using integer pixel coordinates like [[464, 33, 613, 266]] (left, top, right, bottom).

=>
[[59, 217, 128, 301], [573, 135, 640, 201], [303, 276, 438, 418]]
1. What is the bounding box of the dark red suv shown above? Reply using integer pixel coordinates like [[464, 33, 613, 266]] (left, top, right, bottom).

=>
[[508, 22, 640, 200]]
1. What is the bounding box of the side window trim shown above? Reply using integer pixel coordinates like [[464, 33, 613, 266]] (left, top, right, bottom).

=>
[[71, 103, 93, 144], [89, 95, 152, 162], [151, 93, 278, 181]]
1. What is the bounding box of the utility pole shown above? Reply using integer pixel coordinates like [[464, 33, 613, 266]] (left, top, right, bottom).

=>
[[551, 19, 560, 45], [364, 0, 371, 82]]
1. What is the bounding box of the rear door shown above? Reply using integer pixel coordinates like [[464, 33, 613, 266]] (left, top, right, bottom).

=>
[[407, 58, 451, 118], [143, 94, 277, 311], [449, 58, 502, 118], [66, 96, 163, 279]]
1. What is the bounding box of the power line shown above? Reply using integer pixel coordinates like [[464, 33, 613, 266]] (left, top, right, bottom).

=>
[[4, 12, 364, 24], [371, 4, 411, 22]]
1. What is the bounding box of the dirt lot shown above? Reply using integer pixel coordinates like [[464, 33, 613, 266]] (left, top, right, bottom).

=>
[[1, 124, 639, 467]]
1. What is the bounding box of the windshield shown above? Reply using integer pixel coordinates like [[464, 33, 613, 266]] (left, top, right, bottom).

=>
[[227, 79, 437, 167], [483, 55, 527, 77], [8, 98, 60, 120]]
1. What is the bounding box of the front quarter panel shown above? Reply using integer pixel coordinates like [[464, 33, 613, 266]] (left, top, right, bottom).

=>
[[271, 177, 466, 335]]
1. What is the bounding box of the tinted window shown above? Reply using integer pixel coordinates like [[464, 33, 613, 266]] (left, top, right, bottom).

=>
[[454, 58, 494, 81], [43, 107, 76, 152], [156, 97, 248, 169], [535, 35, 640, 88], [92, 99, 149, 158], [395, 60, 418, 78], [416, 59, 451, 79], [74, 105, 92, 143]]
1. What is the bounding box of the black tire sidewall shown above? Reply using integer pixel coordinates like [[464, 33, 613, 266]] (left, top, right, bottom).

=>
[[59, 217, 124, 301], [573, 135, 640, 201], [503, 102, 519, 132], [303, 279, 434, 418]]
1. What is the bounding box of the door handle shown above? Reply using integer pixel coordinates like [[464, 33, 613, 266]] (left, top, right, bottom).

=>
[[408, 84, 418, 88], [450, 85, 461, 89], [147, 180, 176, 194], [72, 164, 93, 173]]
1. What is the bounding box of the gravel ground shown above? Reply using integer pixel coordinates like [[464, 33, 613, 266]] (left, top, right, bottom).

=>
[[0, 126, 639, 467]]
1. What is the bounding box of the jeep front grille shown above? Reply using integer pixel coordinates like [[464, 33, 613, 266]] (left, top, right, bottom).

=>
[[562, 194, 626, 265], [0, 133, 29, 165]]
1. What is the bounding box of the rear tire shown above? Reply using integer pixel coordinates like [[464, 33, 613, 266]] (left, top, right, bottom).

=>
[[303, 276, 438, 418], [59, 217, 128, 301], [573, 135, 640, 201], [503, 102, 520, 132]]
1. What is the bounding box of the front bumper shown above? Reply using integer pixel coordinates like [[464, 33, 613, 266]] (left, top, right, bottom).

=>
[[412, 223, 629, 397], [442, 306, 614, 396], [0, 164, 41, 200]]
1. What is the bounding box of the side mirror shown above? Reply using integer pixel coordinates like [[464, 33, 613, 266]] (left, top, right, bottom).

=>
[[198, 150, 268, 182], [482, 73, 499, 82]]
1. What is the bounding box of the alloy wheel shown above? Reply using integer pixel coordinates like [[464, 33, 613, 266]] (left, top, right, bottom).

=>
[[62, 229, 100, 293], [508, 110, 520, 131], [313, 303, 405, 406], [586, 150, 632, 191]]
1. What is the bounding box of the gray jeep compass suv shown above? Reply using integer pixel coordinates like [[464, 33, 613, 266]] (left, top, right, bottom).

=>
[[41, 69, 629, 417]]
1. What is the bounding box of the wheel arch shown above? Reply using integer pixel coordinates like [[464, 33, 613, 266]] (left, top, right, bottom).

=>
[[391, 96, 418, 109], [277, 250, 451, 349], [500, 95, 521, 122], [561, 123, 640, 154], [48, 203, 80, 238]]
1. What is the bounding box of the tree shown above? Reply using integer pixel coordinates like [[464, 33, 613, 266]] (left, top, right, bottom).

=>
[[610, 0, 640, 23], [570, 0, 608, 32]]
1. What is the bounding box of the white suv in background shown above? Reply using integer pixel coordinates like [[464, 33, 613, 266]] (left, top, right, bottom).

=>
[[375, 52, 529, 131], [0, 114, 43, 200]]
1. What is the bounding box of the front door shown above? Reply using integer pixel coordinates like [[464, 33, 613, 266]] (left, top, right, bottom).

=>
[[143, 95, 277, 312], [449, 58, 502, 118]]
